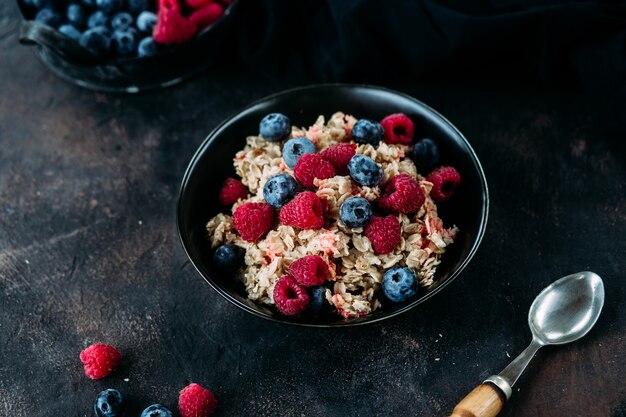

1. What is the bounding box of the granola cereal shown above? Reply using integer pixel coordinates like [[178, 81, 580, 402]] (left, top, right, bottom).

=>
[[206, 112, 458, 319]]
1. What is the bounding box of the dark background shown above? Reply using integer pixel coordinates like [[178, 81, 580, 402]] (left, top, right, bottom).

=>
[[1, 0, 625, 416]]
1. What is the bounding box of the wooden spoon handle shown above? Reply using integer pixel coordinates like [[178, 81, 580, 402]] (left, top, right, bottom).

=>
[[449, 383, 505, 417]]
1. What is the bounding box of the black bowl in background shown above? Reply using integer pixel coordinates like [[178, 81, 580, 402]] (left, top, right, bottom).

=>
[[177, 84, 489, 327], [16, 0, 240, 93]]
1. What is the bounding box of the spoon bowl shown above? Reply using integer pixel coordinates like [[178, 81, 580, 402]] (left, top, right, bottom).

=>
[[529, 271, 605, 345]]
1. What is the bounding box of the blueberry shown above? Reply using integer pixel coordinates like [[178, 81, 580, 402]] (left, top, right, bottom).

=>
[[23, 0, 47, 9], [87, 11, 109, 28], [308, 285, 329, 314], [81, 0, 96, 7], [282, 137, 315, 169], [111, 12, 133, 31], [347, 154, 382, 187], [263, 173, 297, 208], [58, 24, 81, 41], [352, 119, 384, 146], [339, 196, 372, 228], [259, 113, 291, 142], [137, 36, 158, 57], [412, 138, 440, 174], [213, 244, 244, 272], [136, 11, 157, 33], [140, 404, 173, 417], [94, 389, 126, 417], [128, 0, 148, 14], [35, 7, 62, 28], [112, 28, 137, 57], [95, 0, 123, 14], [66, 3, 86, 28], [382, 267, 418, 302], [79, 26, 111, 57]]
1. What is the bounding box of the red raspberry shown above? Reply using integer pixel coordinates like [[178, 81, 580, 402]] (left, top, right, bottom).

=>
[[279, 191, 324, 229], [190, 2, 224, 31], [320, 143, 356, 175], [79, 344, 121, 380], [381, 113, 415, 145], [160, 0, 181, 11], [293, 154, 335, 189], [179, 383, 218, 417], [233, 202, 274, 242], [273, 275, 310, 316], [153, 6, 197, 44], [185, 0, 212, 8], [289, 255, 329, 286], [427, 166, 461, 202], [379, 174, 425, 213], [218, 178, 248, 206], [363, 215, 401, 255]]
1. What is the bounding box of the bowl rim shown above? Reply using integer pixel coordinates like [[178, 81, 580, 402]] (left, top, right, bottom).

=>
[[176, 83, 489, 328]]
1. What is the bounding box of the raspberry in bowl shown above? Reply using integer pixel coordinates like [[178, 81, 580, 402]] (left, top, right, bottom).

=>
[[16, 0, 239, 92], [177, 85, 488, 326]]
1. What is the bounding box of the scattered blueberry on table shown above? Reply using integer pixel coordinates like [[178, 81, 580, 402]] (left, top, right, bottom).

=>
[[140, 404, 173, 417], [94, 389, 126, 417]]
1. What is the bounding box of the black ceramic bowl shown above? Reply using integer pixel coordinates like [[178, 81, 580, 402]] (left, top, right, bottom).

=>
[[177, 85, 489, 327], [17, 0, 240, 92]]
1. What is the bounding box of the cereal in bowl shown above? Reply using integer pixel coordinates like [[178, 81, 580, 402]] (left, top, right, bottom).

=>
[[206, 112, 461, 319]]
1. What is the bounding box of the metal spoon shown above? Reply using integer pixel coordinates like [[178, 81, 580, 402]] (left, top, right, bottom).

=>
[[449, 271, 605, 417]]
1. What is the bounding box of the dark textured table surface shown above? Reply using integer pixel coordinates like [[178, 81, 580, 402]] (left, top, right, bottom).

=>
[[1, 4, 625, 417]]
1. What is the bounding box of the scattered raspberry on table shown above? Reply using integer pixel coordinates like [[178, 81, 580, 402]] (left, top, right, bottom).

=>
[[80, 343, 121, 380], [179, 383, 218, 417]]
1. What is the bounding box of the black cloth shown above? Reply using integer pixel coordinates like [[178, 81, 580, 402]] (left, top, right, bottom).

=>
[[234, 0, 626, 93]]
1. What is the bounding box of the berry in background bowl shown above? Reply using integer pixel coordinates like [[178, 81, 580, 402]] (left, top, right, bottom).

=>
[[177, 84, 489, 327], [17, 0, 240, 92]]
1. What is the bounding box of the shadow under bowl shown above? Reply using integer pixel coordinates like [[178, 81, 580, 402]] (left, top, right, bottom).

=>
[[177, 84, 489, 327]]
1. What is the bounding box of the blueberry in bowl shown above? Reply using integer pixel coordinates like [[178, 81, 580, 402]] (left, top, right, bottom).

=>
[[17, 0, 240, 92], [177, 84, 489, 327]]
